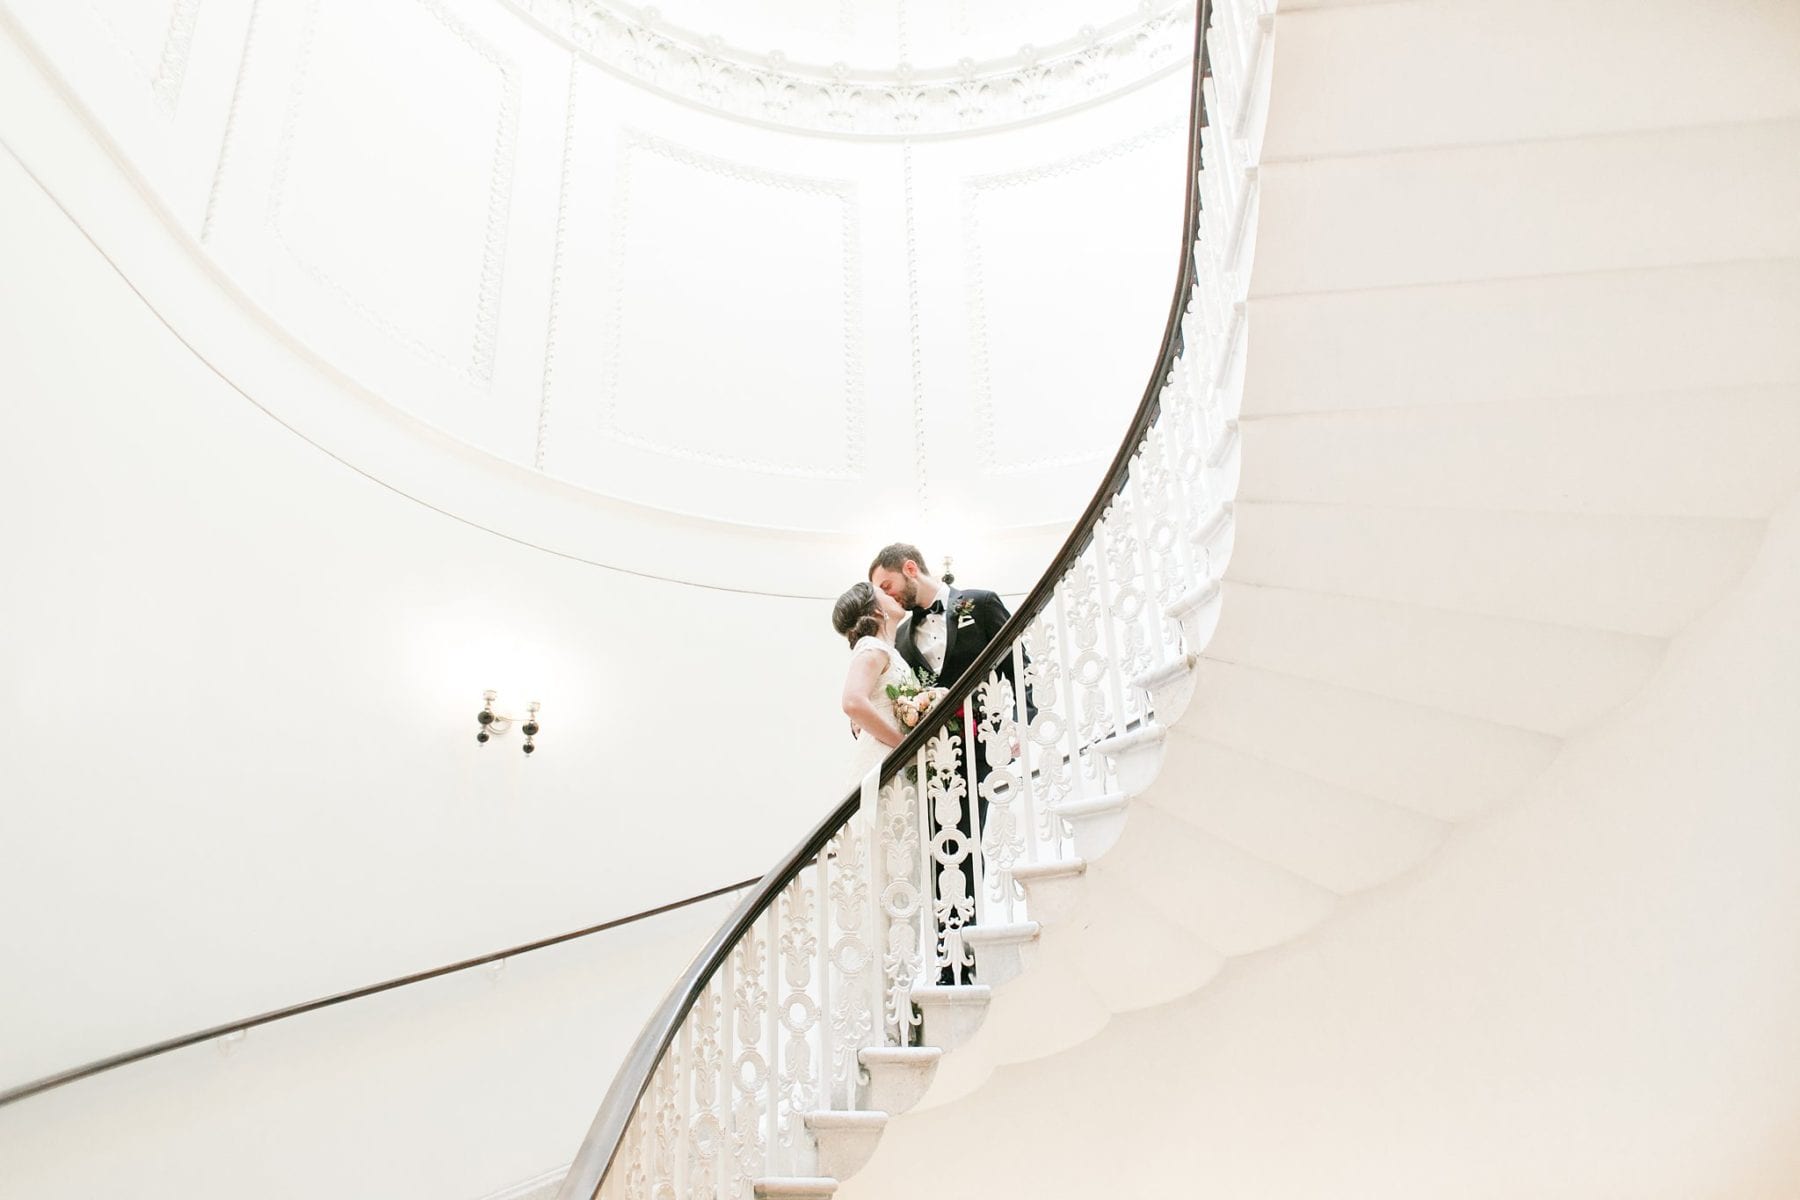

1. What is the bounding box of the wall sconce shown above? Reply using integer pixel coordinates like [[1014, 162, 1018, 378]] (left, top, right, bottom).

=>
[[477, 691, 541, 755], [941, 555, 956, 586]]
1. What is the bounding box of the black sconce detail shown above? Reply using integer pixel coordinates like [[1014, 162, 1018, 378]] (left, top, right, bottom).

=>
[[476, 691, 542, 756]]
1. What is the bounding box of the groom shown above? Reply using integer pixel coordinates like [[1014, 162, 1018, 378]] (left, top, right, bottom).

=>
[[869, 543, 1023, 985]]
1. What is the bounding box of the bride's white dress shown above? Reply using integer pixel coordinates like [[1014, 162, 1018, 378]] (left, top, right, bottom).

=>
[[845, 635, 919, 790]]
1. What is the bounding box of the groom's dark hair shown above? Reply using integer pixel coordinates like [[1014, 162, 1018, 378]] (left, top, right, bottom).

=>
[[869, 543, 929, 578]]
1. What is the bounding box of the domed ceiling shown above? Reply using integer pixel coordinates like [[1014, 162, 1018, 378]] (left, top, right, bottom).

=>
[[508, 0, 1193, 135], [1, 0, 1194, 585], [614, 0, 1173, 68]]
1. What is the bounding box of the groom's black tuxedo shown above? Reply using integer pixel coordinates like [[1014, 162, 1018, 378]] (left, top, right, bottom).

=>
[[893, 586, 1014, 693]]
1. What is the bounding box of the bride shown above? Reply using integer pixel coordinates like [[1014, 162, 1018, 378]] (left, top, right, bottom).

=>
[[832, 580, 927, 788]]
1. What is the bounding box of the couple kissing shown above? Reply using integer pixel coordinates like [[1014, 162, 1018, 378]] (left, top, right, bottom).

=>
[[831, 542, 1016, 785]]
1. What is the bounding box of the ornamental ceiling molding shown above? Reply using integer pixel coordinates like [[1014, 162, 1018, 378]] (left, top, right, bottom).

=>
[[88, 0, 205, 115], [598, 128, 865, 480], [266, 0, 521, 386], [501, 0, 1194, 138]]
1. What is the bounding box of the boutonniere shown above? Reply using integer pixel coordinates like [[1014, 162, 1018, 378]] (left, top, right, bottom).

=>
[[953, 597, 978, 628]]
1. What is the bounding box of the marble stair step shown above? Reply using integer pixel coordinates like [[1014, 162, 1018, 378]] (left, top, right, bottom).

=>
[[857, 1047, 941, 1116], [802, 1111, 888, 1182], [753, 1179, 837, 1199]]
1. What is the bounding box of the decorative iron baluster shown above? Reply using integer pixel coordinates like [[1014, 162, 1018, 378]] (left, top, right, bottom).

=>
[[924, 722, 974, 981], [878, 771, 925, 1041], [1100, 488, 1156, 714], [1025, 607, 1076, 849], [975, 671, 1025, 922], [688, 979, 724, 1200], [761, 907, 780, 1172], [776, 875, 818, 1158], [1008, 640, 1046, 867], [675, 1018, 692, 1198], [1152, 349, 1211, 590], [961, 699, 988, 931], [648, 1046, 679, 1199], [814, 855, 833, 1115], [826, 824, 874, 1103], [1138, 422, 1195, 631], [621, 1093, 649, 1200], [729, 924, 767, 1191], [1062, 552, 1117, 768]]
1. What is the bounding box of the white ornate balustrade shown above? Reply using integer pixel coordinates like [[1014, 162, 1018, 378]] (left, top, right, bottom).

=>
[[555, 3, 1268, 1195]]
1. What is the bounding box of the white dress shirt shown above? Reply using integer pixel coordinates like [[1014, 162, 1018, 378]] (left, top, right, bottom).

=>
[[914, 602, 948, 678]]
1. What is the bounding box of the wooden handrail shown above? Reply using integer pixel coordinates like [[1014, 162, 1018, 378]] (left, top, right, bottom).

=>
[[0, 876, 759, 1109]]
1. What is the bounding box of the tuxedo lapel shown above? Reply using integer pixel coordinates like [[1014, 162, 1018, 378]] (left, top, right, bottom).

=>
[[939, 587, 962, 676], [896, 616, 925, 675]]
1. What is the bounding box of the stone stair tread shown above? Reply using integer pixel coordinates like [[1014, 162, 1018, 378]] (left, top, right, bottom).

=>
[[1055, 792, 1129, 819], [909, 984, 994, 1055], [909, 983, 994, 1005], [1092, 722, 1168, 756], [804, 1110, 888, 1129], [1013, 858, 1087, 884], [1165, 579, 1222, 620], [858, 1046, 942, 1065], [752, 1178, 838, 1198], [961, 921, 1040, 947], [856, 1046, 943, 1117], [1133, 652, 1200, 693]]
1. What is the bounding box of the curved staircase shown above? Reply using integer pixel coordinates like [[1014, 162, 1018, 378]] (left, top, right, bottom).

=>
[[560, 2, 1800, 1197]]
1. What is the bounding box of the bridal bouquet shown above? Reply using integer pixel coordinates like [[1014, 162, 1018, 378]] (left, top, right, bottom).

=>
[[887, 671, 947, 731]]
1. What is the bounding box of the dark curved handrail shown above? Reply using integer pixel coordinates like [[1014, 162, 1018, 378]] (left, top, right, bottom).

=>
[[558, 5, 1214, 1194], [0, 876, 759, 1110]]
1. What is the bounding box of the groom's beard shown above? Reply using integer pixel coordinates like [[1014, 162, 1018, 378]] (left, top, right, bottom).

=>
[[900, 578, 920, 609]]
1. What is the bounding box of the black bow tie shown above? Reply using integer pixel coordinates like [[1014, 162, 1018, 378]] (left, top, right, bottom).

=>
[[911, 599, 944, 621]]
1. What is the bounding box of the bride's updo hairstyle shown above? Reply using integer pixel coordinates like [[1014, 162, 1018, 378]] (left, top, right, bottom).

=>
[[832, 582, 883, 649]]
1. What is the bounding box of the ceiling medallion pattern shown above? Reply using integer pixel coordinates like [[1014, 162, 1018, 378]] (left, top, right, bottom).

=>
[[504, 0, 1194, 137]]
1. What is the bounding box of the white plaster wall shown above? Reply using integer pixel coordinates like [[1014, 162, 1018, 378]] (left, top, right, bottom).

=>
[[0, 144, 852, 1090], [869, 495, 1800, 1197], [0, 891, 740, 1200]]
